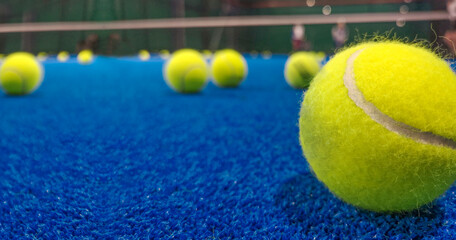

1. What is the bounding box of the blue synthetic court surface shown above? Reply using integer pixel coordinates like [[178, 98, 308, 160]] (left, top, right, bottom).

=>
[[0, 55, 455, 239]]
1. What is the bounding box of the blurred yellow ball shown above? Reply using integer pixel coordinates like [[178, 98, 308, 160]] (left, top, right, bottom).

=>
[[261, 50, 272, 59], [211, 49, 247, 88], [164, 49, 209, 93], [201, 50, 212, 59], [77, 50, 94, 65], [37, 52, 48, 61], [57, 51, 70, 62], [138, 50, 151, 61], [159, 50, 170, 59], [0, 52, 44, 95]]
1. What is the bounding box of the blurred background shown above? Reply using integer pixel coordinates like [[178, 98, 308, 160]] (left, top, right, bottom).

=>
[[0, 0, 453, 55]]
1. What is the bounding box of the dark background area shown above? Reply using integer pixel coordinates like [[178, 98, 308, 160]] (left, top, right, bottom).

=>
[[0, 0, 448, 55]]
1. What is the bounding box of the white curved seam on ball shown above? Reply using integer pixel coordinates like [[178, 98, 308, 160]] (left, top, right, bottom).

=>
[[343, 49, 456, 150], [181, 64, 207, 92]]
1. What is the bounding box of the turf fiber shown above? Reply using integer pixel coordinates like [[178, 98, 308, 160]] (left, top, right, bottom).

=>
[[0, 55, 455, 239]]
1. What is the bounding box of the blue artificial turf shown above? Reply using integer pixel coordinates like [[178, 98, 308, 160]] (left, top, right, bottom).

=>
[[0, 55, 455, 239]]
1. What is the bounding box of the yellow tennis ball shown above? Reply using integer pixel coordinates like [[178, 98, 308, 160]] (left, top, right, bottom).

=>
[[284, 52, 320, 89], [211, 49, 247, 88], [315, 51, 326, 61], [159, 50, 170, 59], [77, 50, 93, 65], [138, 50, 151, 61], [201, 50, 212, 59], [164, 49, 209, 94], [0, 52, 44, 95], [37, 52, 48, 61], [299, 41, 456, 212], [57, 51, 70, 62]]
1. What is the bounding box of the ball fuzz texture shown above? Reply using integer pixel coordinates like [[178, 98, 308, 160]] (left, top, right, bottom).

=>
[[211, 49, 247, 88], [284, 52, 320, 89], [0, 52, 44, 95], [164, 49, 209, 94], [299, 42, 456, 212]]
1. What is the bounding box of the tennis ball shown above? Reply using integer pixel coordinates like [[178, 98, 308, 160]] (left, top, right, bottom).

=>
[[299, 41, 456, 212], [159, 49, 170, 59], [211, 49, 247, 88], [37, 52, 48, 61], [57, 51, 70, 62], [315, 51, 326, 61], [261, 50, 272, 59], [0, 52, 44, 95], [138, 50, 151, 61], [77, 50, 93, 65], [202, 50, 212, 59], [164, 49, 209, 93], [284, 52, 320, 89]]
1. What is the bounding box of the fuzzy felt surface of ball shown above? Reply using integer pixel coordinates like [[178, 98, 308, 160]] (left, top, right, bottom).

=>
[[211, 49, 247, 88], [299, 42, 456, 212]]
